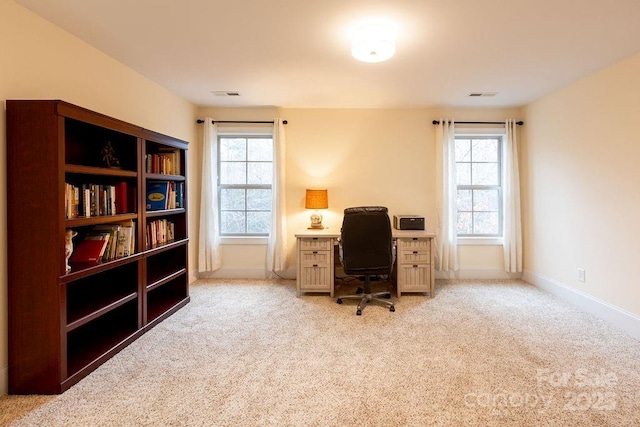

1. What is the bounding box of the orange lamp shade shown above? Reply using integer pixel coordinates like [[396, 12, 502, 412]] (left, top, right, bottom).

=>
[[305, 189, 328, 210]]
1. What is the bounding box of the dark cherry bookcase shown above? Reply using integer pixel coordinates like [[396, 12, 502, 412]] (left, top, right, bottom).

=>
[[6, 100, 190, 394]]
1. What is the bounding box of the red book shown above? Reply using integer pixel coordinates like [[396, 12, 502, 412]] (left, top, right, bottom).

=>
[[70, 237, 109, 265], [114, 181, 128, 214]]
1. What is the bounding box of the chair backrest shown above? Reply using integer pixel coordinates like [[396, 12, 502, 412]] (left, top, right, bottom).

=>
[[340, 206, 393, 275]]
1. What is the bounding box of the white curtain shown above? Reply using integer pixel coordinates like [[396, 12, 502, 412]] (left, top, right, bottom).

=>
[[434, 119, 459, 271], [503, 119, 523, 273], [266, 118, 288, 273], [198, 119, 222, 274]]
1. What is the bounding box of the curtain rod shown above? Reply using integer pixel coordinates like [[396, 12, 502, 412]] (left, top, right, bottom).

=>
[[196, 119, 287, 125], [432, 120, 523, 126]]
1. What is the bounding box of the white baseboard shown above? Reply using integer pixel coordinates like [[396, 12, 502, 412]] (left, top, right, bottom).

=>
[[203, 267, 514, 281], [1, 364, 7, 396], [201, 266, 514, 281], [435, 268, 521, 280], [523, 270, 640, 339], [198, 266, 296, 280]]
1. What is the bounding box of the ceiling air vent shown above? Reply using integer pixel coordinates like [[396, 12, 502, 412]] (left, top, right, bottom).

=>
[[468, 92, 498, 97], [211, 91, 241, 97]]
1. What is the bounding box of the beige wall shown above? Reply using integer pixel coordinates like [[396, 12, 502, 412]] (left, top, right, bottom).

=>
[[196, 106, 523, 279], [0, 1, 198, 395], [522, 53, 640, 317]]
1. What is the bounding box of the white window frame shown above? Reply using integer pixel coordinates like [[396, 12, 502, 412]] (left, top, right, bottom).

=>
[[217, 130, 273, 244], [455, 128, 505, 246]]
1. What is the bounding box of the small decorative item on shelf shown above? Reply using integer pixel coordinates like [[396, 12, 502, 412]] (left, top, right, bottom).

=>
[[101, 141, 121, 169], [64, 229, 78, 273]]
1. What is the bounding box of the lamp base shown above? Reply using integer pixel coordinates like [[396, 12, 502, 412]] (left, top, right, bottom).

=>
[[309, 211, 323, 230]]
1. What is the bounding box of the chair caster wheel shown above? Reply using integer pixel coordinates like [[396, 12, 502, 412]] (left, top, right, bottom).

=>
[[384, 293, 391, 299], [390, 306, 395, 312], [356, 309, 362, 316], [337, 299, 343, 304], [356, 287, 363, 294]]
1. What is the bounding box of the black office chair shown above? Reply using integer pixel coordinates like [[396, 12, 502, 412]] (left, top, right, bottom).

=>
[[336, 206, 395, 315]]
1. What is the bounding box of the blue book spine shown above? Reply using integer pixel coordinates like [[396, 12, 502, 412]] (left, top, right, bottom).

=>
[[146, 182, 169, 210], [176, 182, 183, 208]]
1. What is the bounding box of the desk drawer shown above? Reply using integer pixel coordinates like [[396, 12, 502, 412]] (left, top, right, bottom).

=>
[[397, 238, 430, 250], [397, 264, 431, 291], [397, 249, 430, 264], [300, 250, 330, 264], [299, 265, 332, 290], [299, 238, 332, 251]]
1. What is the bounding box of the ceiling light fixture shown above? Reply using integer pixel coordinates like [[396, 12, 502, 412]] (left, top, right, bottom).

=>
[[468, 92, 498, 97], [351, 22, 396, 63], [211, 91, 241, 97]]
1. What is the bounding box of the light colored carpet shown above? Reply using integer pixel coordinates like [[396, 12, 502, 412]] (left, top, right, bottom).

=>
[[1, 279, 639, 426]]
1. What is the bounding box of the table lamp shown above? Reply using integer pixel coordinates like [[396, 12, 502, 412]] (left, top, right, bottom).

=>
[[305, 189, 328, 229]]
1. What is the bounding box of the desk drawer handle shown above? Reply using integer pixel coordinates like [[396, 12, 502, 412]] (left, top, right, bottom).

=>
[[412, 238, 418, 241], [312, 251, 318, 254], [312, 237, 318, 240], [413, 265, 418, 268], [412, 251, 418, 254], [313, 264, 318, 267]]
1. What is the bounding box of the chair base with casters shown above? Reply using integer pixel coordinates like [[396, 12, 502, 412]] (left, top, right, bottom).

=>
[[336, 275, 395, 315]]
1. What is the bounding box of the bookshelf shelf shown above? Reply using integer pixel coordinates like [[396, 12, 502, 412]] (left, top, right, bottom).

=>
[[66, 292, 138, 332], [61, 252, 143, 281], [66, 302, 140, 378], [65, 213, 139, 227], [147, 268, 188, 292], [146, 208, 186, 217], [145, 238, 189, 255], [147, 278, 189, 324], [66, 164, 138, 178], [146, 172, 185, 181], [7, 100, 190, 394]]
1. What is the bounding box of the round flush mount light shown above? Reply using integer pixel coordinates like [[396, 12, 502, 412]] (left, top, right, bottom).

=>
[[351, 22, 396, 63]]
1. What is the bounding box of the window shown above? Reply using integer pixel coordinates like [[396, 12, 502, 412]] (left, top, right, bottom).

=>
[[218, 136, 273, 235], [455, 136, 503, 237]]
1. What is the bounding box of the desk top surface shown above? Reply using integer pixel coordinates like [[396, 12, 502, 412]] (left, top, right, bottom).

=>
[[295, 228, 436, 238]]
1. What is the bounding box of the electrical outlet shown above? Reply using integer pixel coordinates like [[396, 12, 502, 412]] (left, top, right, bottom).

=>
[[577, 268, 586, 282]]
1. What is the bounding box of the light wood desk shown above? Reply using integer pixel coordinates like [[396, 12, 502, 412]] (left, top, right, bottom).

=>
[[295, 228, 435, 298]]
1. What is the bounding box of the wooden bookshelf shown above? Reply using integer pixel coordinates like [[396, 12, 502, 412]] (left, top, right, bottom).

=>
[[6, 100, 190, 394]]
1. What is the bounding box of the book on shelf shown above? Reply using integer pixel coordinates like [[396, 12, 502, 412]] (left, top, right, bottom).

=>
[[81, 184, 90, 218], [65, 183, 79, 219], [143, 181, 184, 211], [65, 182, 130, 219], [98, 186, 105, 216], [166, 182, 185, 209], [158, 148, 181, 175], [70, 234, 110, 265], [96, 185, 115, 216], [128, 186, 137, 214], [113, 223, 134, 258], [146, 182, 169, 211], [146, 149, 181, 175], [90, 184, 98, 216], [175, 182, 183, 208], [91, 225, 118, 261], [114, 181, 128, 214], [116, 219, 135, 257], [167, 182, 176, 209], [146, 219, 175, 248], [92, 219, 136, 260], [109, 185, 116, 216]]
